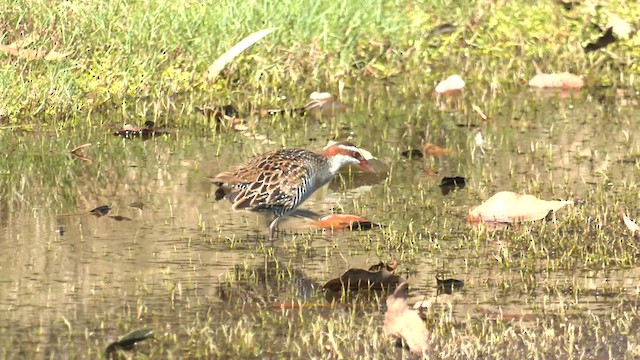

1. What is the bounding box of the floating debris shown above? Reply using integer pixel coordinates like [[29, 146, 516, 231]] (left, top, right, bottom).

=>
[[436, 277, 464, 295], [113, 121, 169, 140], [105, 328, 153, 356], [89, 205, 111, 218], [439, 176, 466, 195]]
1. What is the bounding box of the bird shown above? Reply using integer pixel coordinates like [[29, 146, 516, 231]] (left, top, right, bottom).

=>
[[210, 142, 375, 239]]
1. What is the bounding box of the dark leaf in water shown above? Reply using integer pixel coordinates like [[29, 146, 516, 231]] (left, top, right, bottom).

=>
[[113, 123, 169, 140], [214, 187, 226, 201], [368, 260, 398, 273], [439, 176, 466, 195], [129, 201, 145, 210], [89, 205, 111, 217], [584, 27, 616, 53], [323, 266, 405, 293], [401, 149, 424, 159], [436, 277, 464, 295], [424, 23, 457, 39], [109, 215, 132, 221], [105, 328, 153, 355]]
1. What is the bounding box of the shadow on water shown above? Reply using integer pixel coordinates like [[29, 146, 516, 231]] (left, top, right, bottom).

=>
[[0, 84, 640, 356]]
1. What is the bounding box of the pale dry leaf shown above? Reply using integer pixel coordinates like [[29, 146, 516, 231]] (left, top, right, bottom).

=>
[[305, 91, 347, 118], [608, 14, 634, 39], [469, 191, 573, 223], [435, 74, 465, 94], [384, 283, 430, 355], [44, 50, 71, 61], [528, 72, 584, 89], [206, 28, 276, 82], [622, 213, 639, 235]]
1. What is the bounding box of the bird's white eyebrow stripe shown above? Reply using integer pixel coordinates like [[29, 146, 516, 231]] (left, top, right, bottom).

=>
[[337, 144, 360, 152]]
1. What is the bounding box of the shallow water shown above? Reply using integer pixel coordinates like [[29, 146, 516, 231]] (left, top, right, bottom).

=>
[[1, 86, 640, 357]]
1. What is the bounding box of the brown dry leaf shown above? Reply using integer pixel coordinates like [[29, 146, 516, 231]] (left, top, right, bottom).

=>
[[528, 72, 584, 89], [384, 283, 430, 356], [206, 28, 276, 83], [622, 212, 639, 236], [423, 143, 454, 156], [323, 266, 404, 292], [312, 214, 383, 231], [435, 74, 465, 95], [468, 191, 573, 223]]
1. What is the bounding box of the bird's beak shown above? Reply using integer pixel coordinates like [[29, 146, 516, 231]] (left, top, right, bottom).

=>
[[359, 160, 376, 174]]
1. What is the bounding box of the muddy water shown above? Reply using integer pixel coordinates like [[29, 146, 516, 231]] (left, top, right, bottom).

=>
[[0, 87, 639, 356]]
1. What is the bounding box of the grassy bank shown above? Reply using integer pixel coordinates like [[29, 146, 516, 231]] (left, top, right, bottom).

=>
[[0, 0, 638, 125]]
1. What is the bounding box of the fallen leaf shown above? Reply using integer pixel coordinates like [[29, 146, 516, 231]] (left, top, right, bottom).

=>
[[423, 143, 454, 156], [436, 276, 464, 295], [435, 74, 465, 96], [468, 191, 573, 223], [206, 28, 276, 82], [439, 176, 466, 195], [43, 50, 71, 61], [622, 212, 639, 236], [105, 328, 153, 355], [312, 214, 383, 231], [90, 205, 111, 218], [607, 14, 635, 39], [113, 121, 169, 140], [304, 91, 347, 118], [401, 149, 423, 159], [323, 266, 404, 292], [384, 283, 430, 355], [0, 44, 70, 61], [528, 72, 584, 89], [585, 27, 616, 53]]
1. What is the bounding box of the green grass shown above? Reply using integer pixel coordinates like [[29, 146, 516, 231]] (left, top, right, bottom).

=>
[[0, 0, 638, 124]]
